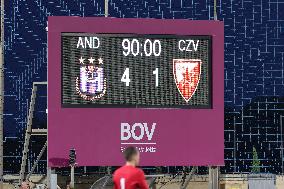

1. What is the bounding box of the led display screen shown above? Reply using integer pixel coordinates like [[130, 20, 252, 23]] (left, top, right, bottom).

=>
[[62, 34, 211, 108]]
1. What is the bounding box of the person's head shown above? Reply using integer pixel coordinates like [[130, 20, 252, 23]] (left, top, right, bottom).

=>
[[21, 181, 30, 189], [123, 146, 140, 166]]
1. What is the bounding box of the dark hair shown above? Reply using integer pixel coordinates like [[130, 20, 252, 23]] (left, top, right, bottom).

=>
[[123, 146, 138, 161]]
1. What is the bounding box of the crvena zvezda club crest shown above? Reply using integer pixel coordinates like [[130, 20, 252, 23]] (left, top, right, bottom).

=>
[[173, 59, 202, 103]]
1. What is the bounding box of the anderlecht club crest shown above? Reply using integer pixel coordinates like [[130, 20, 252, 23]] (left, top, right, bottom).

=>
[[76, 57, 106, 101]]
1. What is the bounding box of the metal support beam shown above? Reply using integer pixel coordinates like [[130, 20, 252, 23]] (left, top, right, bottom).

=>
[[214, 0, 217, 20], [33, 81, 47, 85], [26, 141, 47, 180], [281, 115, 283, 174], [47, 168, 55, 189], [70, 165, 75, 189], [105, 0, 108, 17], [208, 166, 219, 189], [0, 1, 4, 189], [31, 129, 47, 136], [19, 85, 38, 185]]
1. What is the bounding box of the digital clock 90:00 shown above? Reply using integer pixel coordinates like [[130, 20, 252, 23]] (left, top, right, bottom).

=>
[[122, 39, 162, 57]]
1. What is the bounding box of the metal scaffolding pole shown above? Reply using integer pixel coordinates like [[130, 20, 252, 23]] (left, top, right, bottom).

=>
[[105, 0, 108, 17], [212, 3, 219, 188], [26, 141, 47, 180], [0, 0, 4, 189], [214, 0, 217, 20], [281, 115, 283, 174], [208, 167, 220, 189], [70, 166, 74, 189], [18, 82, 46, 186], [19, 84, 38, 185]]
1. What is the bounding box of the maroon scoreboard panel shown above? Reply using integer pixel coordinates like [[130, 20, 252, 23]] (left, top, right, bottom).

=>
[[48, 17, 224, 167]]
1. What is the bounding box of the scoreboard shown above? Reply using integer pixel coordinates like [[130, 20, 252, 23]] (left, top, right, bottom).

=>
[[62, 34, 211, 108], [48, 17, 224, 167]]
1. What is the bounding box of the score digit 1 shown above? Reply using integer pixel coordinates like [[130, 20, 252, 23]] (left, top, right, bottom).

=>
[[153, 68, 158, 87]]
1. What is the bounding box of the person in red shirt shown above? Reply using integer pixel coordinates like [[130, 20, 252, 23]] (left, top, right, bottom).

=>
[[113, 146, 149, 189]]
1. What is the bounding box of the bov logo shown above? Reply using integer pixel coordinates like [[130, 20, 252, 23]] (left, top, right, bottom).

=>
[[121, 123, 156, 141]]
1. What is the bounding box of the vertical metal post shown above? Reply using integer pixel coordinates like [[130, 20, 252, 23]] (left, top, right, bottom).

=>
[[47, 168, 55, 189], [281, 115, 283, 174], [46, 22, 49, 189], [208, 167, 219, 189], [0, 0, 4, 189], [47, 168, 51, 189], [70, 165, 75, 188], [213, 0, 217, 20], [233, 116, 236, 173], [105, 0, 108, 17], [50, 173, 57, 189]]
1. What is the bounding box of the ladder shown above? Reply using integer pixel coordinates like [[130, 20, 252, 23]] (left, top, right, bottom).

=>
[[18, 82, 47, 185]]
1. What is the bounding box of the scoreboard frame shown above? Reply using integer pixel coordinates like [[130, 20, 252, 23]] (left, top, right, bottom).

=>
[[60, 33, 213, 109], [48, 17, 224, 167]]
